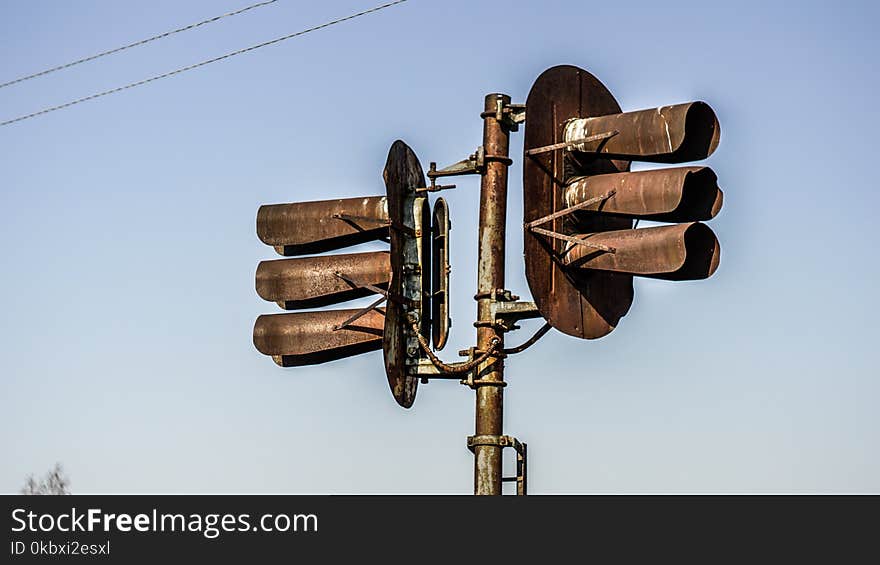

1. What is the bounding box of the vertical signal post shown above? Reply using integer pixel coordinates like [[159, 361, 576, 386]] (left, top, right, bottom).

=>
[[472, 94, 513, 495]]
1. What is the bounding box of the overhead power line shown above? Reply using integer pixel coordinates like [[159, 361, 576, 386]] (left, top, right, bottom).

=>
[[0, 0, 279, 90], [0, 0, 408, 127]]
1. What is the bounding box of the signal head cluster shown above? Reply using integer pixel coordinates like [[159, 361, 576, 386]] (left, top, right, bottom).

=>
[[523, 65, 723, 339], [253, 140, 450, 408]]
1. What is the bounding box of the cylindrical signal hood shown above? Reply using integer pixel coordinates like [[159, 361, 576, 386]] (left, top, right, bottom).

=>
[[562, 222, 720, 281], [256, 251, 391, 309], [257, 196, 389, 256], [253, 309, 384, 367], [563, 102, 720, 163], [564, 167, 723, 223]]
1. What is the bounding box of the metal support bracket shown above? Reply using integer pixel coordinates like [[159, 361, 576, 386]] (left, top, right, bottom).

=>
[[411, 358, 466, 380], [332, 294, 387, 331], [466, 435, 527, 495], [524, 129, 619, 156], [332, 212, 392, 227], [428, 146, 486, 184], [415, 183, 456, 194], [489, 300, 542, 332], [525, 189, 616, 230], [333, 271, 412, 308], [530, 227, 617, 254], [409, 332, 502, 383], [501, 103, 526, 131], [480, 100, 526, 131]]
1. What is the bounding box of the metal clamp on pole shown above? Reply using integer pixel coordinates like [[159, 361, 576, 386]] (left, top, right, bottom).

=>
[[479, 99, 526, 131], [466, 435, 527, 495], [474, 288, 519, 302]]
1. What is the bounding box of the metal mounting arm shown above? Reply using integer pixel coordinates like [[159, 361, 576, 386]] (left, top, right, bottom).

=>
[[428, 146, 486, 181]]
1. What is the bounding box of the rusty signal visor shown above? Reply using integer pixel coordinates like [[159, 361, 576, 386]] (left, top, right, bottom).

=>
[[562, 222, 720, 280], [431, 197, 451, 351], [563, 102, 720, 163], [256, 250, 391, 309], [253, 309, 384, 367], [564, 167, 723, 222], [256, 196, 389, 256]]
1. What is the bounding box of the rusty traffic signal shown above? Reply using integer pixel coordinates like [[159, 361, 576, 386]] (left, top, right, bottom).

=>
[[253, 140, 451, 408], [250, 64, 728, 495], [523, 65, 723, 339]]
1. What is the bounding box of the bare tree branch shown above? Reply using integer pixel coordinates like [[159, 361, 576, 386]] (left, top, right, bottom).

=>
[[20, 463, 70, 495]]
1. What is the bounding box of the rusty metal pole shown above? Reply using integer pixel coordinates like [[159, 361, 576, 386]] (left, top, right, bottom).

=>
[[473, 93, 512, 495]]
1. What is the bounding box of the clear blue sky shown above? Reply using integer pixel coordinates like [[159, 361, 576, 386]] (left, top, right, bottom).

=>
[[1, 0, 877, 493]]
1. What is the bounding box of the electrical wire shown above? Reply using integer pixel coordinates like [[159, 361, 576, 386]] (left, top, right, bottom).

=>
[[0, 0, 279, 90], [0, 0, 408, 128]]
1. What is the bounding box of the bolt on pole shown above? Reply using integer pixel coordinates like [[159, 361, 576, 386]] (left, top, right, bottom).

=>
[[473, 93, 512, 495]]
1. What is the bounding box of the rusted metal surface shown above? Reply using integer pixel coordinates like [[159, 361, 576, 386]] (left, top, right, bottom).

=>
[[255, 251, 391, 309], [252, 308, 384, 367], [523, 65, 634, 340], [473, 93, 511, 495], [563, 222, 720, 280], [467, 434, 527, 495], [564, 167, 723, 222], [523, 65, 724, 339], [382, 140, 430, 409], [431, 197, 450, 350], [563, 101, 720, 163], [256, 196, 389, 256]]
